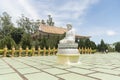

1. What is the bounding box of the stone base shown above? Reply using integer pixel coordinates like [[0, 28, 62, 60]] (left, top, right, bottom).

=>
[[57, 54, 80, 65]]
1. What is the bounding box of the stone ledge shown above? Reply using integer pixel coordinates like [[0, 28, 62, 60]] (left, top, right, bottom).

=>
[[58, 43, 78, 49], [57, 49, 79, 54]]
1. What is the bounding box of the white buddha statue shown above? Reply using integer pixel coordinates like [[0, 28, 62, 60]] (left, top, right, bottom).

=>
[[60, 24, 75, 44]]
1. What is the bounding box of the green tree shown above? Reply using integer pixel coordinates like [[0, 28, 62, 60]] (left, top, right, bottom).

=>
[[39, 37, 47, 49], [97, 39, 108, 52], [78, 39, 85, 48], [78, 39, 96, 49], [0, 12, 14, 37], [11, 28, 24, 44], [107, 44, 115, 52], [0, 12, 16, 49], [41, 19, 46, 25], [0, 36, 16, 49], [29, 19, 40, 34], [17, 15, 39, 34], [20, 33, 32, 49], [115, 42, 120, 52], [47, 15, 54, 26], [46, 35, 59, 49], [37, 34, 64, 49], [85, 39, 91, 48], [90, 41, 96, 49]]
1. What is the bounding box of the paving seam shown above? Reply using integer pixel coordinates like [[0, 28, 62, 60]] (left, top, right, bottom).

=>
[[2, 58, 28, 80], [12, 58, 65, 80], [15, 58, 101, 80], [90, 67, 120, 76], [111, 67, 120, 70], [23, 72, 42, 75], [14, 56, 120, 79], [55, 72, 71, 75], [35, 59, 120, 79]]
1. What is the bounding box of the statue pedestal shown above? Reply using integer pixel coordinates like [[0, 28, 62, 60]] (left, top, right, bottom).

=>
[[57, 54, 80, 65], [57, 43, 80, 65]]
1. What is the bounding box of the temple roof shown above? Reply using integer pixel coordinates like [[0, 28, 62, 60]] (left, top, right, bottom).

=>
[[39, 24, 67, 34], [36, 24, 90, 38]]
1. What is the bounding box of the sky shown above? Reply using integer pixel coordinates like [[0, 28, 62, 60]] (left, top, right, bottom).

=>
[[0, 0, 120, 44]]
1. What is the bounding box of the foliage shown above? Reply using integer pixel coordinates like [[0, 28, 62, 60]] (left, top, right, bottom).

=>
[[106, 44, 115, 52], [17, 15, 40, 34], [41, 19, 46, 25], [78, 39, 85, 48], [115, 42, 120, 52], [0, 36, 16, 49], [78, 39, 96, 50], [20, 33, 32, 49], [0, 12, 14, 37], [0, 12, 16, 49], [97, 39, 108, 52], [90, 41, 96, 49], [11, 27, 24, 44], [92, 49, 97, 53], [0, 12, 110, 53], [85, 39, 91, 48], [47, 15, 54, 26], [36, 35, 64, 49]]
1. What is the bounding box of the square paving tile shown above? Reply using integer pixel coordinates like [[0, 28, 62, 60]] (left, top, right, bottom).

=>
[[91, 68, 120, 75], [54, 64, 72, 69], [33, 65, 52, 69], [43, 68, 68, 75], [89, 73, 120, 80], [94, 65, 115, 69], [17, 68, 40, 74], [114, 68, 120, 71], [72, 64, 94, 69], [42, 61, 56, 65], [25, 72, 58, 80], [0, 65, 10, 69], [66, 68, 95, 75], [0, 68, 15, 74], [12, 64, 30, 69], [111, 64, 120, 67], [57, 73, 95, 80], [0, 73, 23, 80], [1, 53, 120, 80]]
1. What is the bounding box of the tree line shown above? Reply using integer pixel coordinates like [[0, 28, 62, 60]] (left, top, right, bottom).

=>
[[0, 12, 64, 49], [0, 12, 120, 52]]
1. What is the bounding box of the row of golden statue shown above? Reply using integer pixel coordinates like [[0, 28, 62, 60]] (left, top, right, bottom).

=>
[[2, 46, 92, 57]]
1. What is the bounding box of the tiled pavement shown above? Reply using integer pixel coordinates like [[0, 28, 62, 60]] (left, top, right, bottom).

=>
[[0, 53, 120, 80]]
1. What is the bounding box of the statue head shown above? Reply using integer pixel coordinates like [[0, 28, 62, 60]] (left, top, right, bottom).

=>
[[66, 24, 72, 31]]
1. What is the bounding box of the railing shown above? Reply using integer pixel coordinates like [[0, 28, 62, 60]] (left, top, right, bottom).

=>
[[0, 47, 95, 57]]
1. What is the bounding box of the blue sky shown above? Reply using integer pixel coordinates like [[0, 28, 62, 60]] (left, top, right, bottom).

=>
[[0, 0, 120, 44]]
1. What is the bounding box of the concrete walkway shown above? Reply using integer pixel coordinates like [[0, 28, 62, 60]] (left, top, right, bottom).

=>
[[0, 53, 120, 80]]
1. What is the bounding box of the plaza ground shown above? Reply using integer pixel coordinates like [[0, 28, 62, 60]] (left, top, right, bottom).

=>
[[0, 53, 120, 80]]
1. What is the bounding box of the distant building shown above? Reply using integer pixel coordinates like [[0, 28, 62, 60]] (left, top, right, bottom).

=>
[[32, 24, 90, 41]]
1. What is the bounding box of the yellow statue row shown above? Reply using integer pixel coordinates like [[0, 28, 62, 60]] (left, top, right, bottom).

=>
[[3, 46, 92, 57]]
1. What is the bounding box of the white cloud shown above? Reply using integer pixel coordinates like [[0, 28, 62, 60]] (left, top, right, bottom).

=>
[[0, 0, 40, 23], [0, 0, 21, 20], [17, 0, 40, 19], [0, 0, 99, 27], [29, 0, 100, 27], [81, 26, 118, 37], [106, 30, 117, 36], [54, 0, 100, 24]]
